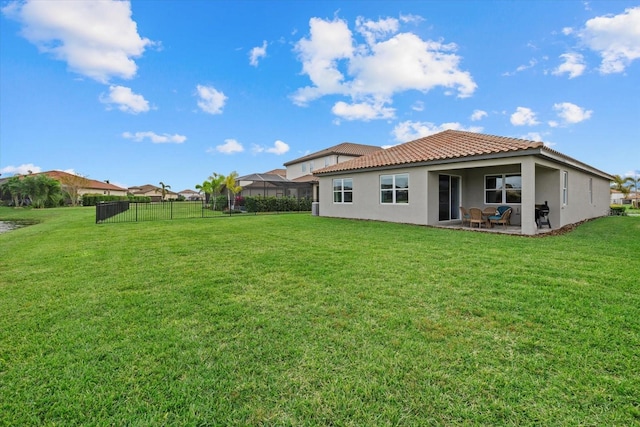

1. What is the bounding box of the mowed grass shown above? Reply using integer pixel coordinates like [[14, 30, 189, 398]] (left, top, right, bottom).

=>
[[0, 207, 639, 426]]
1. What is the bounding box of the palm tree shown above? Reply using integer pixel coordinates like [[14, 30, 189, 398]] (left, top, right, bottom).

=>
[[209, 173, 225, 211], [610, 174, 634, 198], [156, 181, 171, 201], [195, 180, 212, 205], [223, 171, 242, 211]]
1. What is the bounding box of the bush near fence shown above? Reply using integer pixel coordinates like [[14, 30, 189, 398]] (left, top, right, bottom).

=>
[[244, 196, 311, 213], [82, 194, 151, 206]]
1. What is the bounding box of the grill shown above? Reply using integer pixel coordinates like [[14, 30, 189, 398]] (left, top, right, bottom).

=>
[[535, 201, 551, 229]]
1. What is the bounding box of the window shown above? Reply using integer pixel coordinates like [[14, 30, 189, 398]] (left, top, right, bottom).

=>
[[310, 161, 314, 172], [485, 174, 521, 204], [333, 178, 353, 203], [301, 163, 307, 173], [562, 171, 568, 205], [380, 174, 409, 204]]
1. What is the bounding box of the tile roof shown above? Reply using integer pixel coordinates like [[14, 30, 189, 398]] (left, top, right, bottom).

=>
[[314, 130, 545, 174], [18, 170, 127, 191], [283, 142, 382, 166]]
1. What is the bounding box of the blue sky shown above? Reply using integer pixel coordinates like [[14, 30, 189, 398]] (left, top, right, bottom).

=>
[[1, 0, 639, 191]]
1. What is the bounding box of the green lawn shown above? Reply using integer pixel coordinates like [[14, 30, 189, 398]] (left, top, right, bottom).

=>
[[1, 207, 639, 426]]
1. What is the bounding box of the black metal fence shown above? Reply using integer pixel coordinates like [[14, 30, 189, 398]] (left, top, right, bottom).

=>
[[96, 199, 312, 224]]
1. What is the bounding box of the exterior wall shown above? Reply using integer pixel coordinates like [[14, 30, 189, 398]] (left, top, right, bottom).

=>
[[558, 167, 610, 227], [318, 167, 429, 225], [78, 188, 128, 197], [287, 154, 358, 180]]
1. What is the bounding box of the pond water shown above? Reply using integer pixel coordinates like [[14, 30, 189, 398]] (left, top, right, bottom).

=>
[[0, 221, 25, 234]]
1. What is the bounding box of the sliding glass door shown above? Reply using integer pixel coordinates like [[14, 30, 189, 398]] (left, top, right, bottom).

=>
[[438, 174, 461, 221]]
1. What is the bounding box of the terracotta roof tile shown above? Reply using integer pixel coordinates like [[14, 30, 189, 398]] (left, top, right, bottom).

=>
[[314, 130, 544, 174]]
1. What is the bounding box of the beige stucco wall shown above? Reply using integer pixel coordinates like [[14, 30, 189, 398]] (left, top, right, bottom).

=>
[[318, 154, 611, 234], [318, 167, 429, 225], [287, 154, 358, 181]]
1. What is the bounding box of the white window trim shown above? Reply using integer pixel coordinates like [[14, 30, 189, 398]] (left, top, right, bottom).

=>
[[380, 173, 409, 204], [562, 171, 569, 206], [333, 178, 353, 204], [484, 173, 522, 205]]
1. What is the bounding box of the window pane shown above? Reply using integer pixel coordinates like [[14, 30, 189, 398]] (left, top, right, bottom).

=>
[[343, 178, 353, 191], [505, 175, 522, 189], [380, 175, 393, 190], [395, 174, 409, 189], [334, 191, 342, 203], [486, 190, 502, 204], [396, 190, 409, 203], [506, 190, 521, 203], [486, 176, 500, 190], [381, 190, 393, 203], [344, 191, 353, 203], [333, 179, 342, 192]]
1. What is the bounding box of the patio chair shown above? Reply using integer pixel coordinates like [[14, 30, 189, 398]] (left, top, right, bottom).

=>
[[469, 207, 486, 228], [496, 205, 511, 223], [489, 207, 512, 229], [460, 206, 471, 226]]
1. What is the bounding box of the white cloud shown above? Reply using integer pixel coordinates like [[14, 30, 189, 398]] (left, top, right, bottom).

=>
[[196, 85, 227, 114], [332, 100, 395, 121], [0, 163, 42, 175], [510, 107, 539, 126], [520, 132, 544, 142], [578, 6, 640, 74], [2, 0, 153, 83], [122, 131, 186, 144], [266, 140, 290, 155], [216, 139, 244, 154], [471, 109, 487, 121], [411, 101, 424, 112], [252, 140, 290, 155], [503, 59, 537, 76], [249, 40, 267, 66], [355, 16, 399, 45], [100, 85, 150, 114], [552, 53, 586, 78], [291, 16, 476, 120], [392, 120, 482, 143], [553, 102, 593, 124]]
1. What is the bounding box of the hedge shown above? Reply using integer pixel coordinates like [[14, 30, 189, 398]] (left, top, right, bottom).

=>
[[244, 196, 311, 213], [82, 194, 151, 206]]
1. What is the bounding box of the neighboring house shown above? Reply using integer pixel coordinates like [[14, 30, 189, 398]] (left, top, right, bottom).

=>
[[179, 189, 201, 201], [283, 142, 382, 200], [0, 170, 127, 199], [43, 171, 128, 197], [611, 190, 625, 205], [128, 184, 179, 202], [313, 130, 613, 236], [611, 189, 639, 207]]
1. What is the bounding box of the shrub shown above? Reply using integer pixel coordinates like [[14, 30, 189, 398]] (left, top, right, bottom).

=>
[[610, 205, 627, 216], [243, 196, 312, 213]]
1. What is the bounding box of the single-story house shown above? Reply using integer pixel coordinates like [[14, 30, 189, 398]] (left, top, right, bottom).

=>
[[128, 184, 180, 202], [313, 130, 613, 236], [179, 189, 201, 201], [0, 170, 128, 200]]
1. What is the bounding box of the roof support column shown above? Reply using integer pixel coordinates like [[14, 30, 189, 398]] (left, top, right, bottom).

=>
[[521, 157, 537, 235]]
